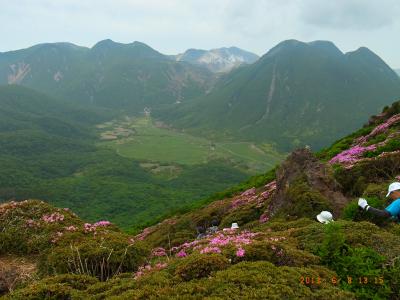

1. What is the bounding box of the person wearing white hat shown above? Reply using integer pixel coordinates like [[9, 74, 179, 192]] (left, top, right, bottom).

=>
[[316, 211, 334, 224], [358, 181, 400, 221], [231, 222, 239, 229]]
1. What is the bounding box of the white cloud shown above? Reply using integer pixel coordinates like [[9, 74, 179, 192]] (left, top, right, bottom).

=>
[[299, 0, 400, 30]]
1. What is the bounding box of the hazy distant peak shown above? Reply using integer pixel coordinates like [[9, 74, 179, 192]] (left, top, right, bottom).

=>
[[344, 46, 387, 65], [173, 47, 259, 73], [307, 40, 343, 55], [92, 39, 120, 49], [264, 39, 342, 59]]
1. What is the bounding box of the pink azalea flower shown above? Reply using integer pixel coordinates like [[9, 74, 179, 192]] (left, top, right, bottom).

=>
[[241, 187, 256, 196], [94, 220, 111, 227], [176, 250, 187, 257], [155, 262, 168, 269], [42, 212, 65, 223], [200, 246, 221, 254], [259, 213, 269, 223], [151, 247, 167, 257], [236, 248, 245, 257]]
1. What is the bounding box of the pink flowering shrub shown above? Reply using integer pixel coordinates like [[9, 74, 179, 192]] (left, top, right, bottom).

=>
[[329, 113, 400, 168], [200, 246, 221, 254], [329, 145, 377, 165], [0, 200, 83, 255], [132, 227, 154, 242], [94, 220, 111, 227], [151, 247, 167, 257], [169, 230, 260, 261], [25, 219, 39, 228], [229, 182, 276, 212], [176, 250, 187, 258], [257, 181, 276, 207], [259, 213, 270, 223], [51, 232, 64, 244], [84, 223, 96, 233], [83, 220, 112, 233], [134, 261, 168, 279], [42, 212, 65, 223], [241, 187, 256, 197], [64, 225, 78, 232], [355, 113, 400, 145], [236, 248, 245, 257]]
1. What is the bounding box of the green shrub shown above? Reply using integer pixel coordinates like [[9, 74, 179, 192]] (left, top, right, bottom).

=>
[[172, 253, 230, 281], [342, 197, 389, 226], [316, 222, 393, 299], [38, 233, 149, 281], [364, 137, 400, 158], [2, 274, 96, 300], [0, 200, 82, 255], [243, 240, 319, 267], [279, 176, 332, 219], [383, 258, 400, 299], [220, 206, 261, 228], [334, 156, 400, 197]]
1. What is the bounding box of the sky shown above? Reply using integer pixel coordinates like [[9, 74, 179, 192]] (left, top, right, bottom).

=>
[[1, 0, 399, 68]]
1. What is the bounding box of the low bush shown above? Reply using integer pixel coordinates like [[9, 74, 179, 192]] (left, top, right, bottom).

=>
[[38, 233, 149, 281], [172, 253, 230, 281], [317, 222, 393, 299], [2, 274, 97, 300]]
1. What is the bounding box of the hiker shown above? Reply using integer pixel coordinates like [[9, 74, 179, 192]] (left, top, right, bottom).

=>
[[231, 222, 239, 230], [358, 182, 400, 221], [196, 225, 207, 239], [316, 211, 334, 224], [206, 218, 219, 235]]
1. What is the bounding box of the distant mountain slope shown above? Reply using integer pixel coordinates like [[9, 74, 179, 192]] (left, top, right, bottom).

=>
[[0, 40, 215, 112], [396, 69, 400, 76], [0, 85, 248, 229], [171, 47, 259, 73], [0, 84, 107, 139], [156, 40, 400, 151]]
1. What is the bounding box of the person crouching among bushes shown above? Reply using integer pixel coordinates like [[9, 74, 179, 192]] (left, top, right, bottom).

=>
[[196, 225, 207, 239], [206, 219, 219, 235], [358, 182, 400, 222]]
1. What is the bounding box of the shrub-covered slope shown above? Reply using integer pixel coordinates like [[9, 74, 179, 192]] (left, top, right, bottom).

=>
[[1, 101, 400, 299]]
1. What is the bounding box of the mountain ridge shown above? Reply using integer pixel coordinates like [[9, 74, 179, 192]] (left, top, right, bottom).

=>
[[172, 46, 259, 73], [155, 39, 400, 152]]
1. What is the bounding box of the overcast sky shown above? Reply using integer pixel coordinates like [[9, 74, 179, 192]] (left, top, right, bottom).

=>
[[1, 0, 399, 68]]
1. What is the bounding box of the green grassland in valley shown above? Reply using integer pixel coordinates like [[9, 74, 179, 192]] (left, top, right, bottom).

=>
[[96, 116, 285, 175]]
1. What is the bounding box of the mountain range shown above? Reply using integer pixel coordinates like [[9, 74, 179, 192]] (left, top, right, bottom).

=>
[[171, 47, 259, 73], [155, 40, 400, 151], [0, 40, 215, 112], [1, 39, 399, 153]]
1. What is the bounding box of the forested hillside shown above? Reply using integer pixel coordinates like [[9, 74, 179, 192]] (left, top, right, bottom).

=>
[[0, 40, 215, 112], [155, 40, 400, 151], [0, 85, 249, 230]]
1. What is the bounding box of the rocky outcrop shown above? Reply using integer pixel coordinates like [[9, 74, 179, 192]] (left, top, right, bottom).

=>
[[7, 62, 30, 84], [270, 148, 348, 218]]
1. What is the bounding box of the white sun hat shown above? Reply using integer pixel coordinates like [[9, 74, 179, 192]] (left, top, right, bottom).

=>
[[231, 222, 239, 229], [386, 182, 400, 197], [316, 211, 333, 224]]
